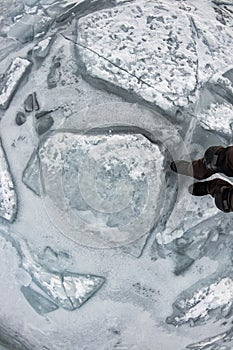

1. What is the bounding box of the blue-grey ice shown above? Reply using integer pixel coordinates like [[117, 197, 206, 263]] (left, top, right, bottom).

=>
[[0, 140, 17, 222], [0, 58, 31, 109], [0, 0, 233, 349]]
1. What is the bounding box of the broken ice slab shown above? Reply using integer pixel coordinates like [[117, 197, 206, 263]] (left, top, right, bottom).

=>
[[20, 241, 105, 310], [172, 213, 233, 275], [76, 1, 233, 112], [0, 230, 106, 312], [187, 327, 233, 350], [33, 36, 54, 59], [3, 230, 105, 319], [223, 68, 233, 84], [33, 15, 53, 39], [196, 72, 233, 139], [76, 1, 198, 112], [36, 115, 54, 135], [152, 210, 233, 275], [15, 111, 26, 126], [8, 14, 52, 43], [167, 275, 233, 327], [24, 94, 33, 112], [8, 15, 34, 43], [47, 56, 61, 88], [24, 92, 39, 112], [38, 131, 165, 248], [0, 38, 20, 63], [156, 187, 219, 246], [197, 102, 233, 138], [21, 285, 59, 315], [38, 246, 70, 272], [62, 274, 105, 308], [173, 253, 195, 276], [0, 57, 31, 110], [25, 0, 39, 6], [22, 151, 40, 196], [117, 233, 149, 258], [55, 0, 123, 24], [0, 139, 17, 222]]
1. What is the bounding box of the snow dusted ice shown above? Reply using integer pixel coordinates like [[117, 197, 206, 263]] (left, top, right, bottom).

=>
[[0, 0, 233, 349]]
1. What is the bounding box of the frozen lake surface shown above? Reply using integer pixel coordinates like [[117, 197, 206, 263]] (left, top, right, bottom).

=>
[[0, 0, 233, 349]]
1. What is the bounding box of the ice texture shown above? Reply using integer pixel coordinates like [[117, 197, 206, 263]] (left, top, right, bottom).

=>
[[18, 239, 105, 311], [0, 58, 31, 109], [198, 102, 233, 137], [1, 0, 233, 349], [22, 152, 40, 196], [187, 327, 233, 350], [36, 114, 53, 135], [167, 275, 233, 327], [0, 139, 17, 222], [8, 14, 52, 43], [77, 1, 198, 111], [156, 189, 219, 245], [0, 230, 105, 313], [8, 15, 34, 44], [76, 0, 233, 112], [15, 111, 26, 126], [21, 285, 59, 315], [38, 132, 165, 248], [33, 36, 54, 59]]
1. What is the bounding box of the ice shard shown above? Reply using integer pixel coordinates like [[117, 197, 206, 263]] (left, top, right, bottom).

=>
[[8, 15, 34, 44], [76, 0, 233, 114], [76, 1, 198, 112], [24, 92, 39, 112], [187, 327, 233, 350], [21, 285, 59, 315], [0, 230, 105, 312], [167, 275, 233, 327], [197, 102, 233, 138], [38, 131, 165, 248], [0, 57, 31, 109], [20, 241, 105, 310], [196, 70, 233, 139], [117, 233, 150, 258], [63, 274, 105, 308], [0, 139, 17, 222], [15, 111, 26, 126], [33, 36, 54, 59], [8, 14, 52, 43], [22, 151, 40, 196], [24, 93, 34, 112], [35, 115, 54, 135]]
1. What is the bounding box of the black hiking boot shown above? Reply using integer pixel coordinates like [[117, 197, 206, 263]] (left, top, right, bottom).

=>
[[188, 182, 209, 196]]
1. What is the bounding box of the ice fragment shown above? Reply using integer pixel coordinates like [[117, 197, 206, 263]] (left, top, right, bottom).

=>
[[15, 112, 26, 126], [21, 285, 59, 315], [187, 327, 233, 350], [33, 36, 54, 59], [8, 15, 34, 43], [0, 57, 31, 109], [22, 151, 40, 196], [0, 139, 17, 222], [24, 92, 39, 112], [20, 241, 105, 310], [24, 94, 33, 112], [167, 276, 233, 326], [36, 115, 54, 135]]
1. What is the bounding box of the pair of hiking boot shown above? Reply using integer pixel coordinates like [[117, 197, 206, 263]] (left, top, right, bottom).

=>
[[170, 146, 233, 212]]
